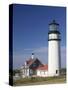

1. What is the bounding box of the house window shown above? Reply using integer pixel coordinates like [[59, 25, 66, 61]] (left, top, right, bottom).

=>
[[32, 63, 36, 67], [30, 69, 33, 74], [56, 70, 58, 74], [40, 71, 41, 74]]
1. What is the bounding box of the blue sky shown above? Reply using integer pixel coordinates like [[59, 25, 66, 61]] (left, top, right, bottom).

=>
[[13, 4, 66, 69]]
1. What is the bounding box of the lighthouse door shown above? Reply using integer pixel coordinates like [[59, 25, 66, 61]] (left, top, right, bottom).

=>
[[56, 70, 58, 74]]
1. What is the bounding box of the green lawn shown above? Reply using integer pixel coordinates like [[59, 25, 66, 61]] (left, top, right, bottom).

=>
[[13, 75, 66, 86]]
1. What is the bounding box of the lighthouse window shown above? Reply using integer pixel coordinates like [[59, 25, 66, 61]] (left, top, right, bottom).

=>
[[56, 70, 58, 74]]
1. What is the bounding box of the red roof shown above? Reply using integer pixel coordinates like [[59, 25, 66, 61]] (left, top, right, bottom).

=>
[[26, 59, 48, 71], [26, 58, 42, 66], [37, 64, 48, 71], [29, 64, 48, 71], [26, 59, 34, 66]]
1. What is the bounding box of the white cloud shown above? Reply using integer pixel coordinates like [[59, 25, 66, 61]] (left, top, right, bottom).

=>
[[22, 46, 48, 53], [23, 48, 33, 51], [33, 47, 48, 53]]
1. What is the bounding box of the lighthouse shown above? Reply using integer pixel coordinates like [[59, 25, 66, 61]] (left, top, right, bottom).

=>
[[48, 20, 61, 76]]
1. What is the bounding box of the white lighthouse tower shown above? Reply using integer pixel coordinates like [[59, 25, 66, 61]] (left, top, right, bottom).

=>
[[48, 20, 61, 76]]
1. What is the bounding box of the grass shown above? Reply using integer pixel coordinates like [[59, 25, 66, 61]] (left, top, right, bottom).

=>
[[13, 75, 66, 86]]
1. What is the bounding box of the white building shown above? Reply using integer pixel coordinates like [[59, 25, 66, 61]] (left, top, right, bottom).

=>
[[48, 20, 61, 76]]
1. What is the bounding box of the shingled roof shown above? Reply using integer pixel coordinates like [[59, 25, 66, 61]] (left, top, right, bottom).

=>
[[26, 59, 34, 66], [26, 58, 42, 66]]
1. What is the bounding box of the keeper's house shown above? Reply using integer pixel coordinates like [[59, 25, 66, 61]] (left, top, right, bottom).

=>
[[20, 53, 48, 78]]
